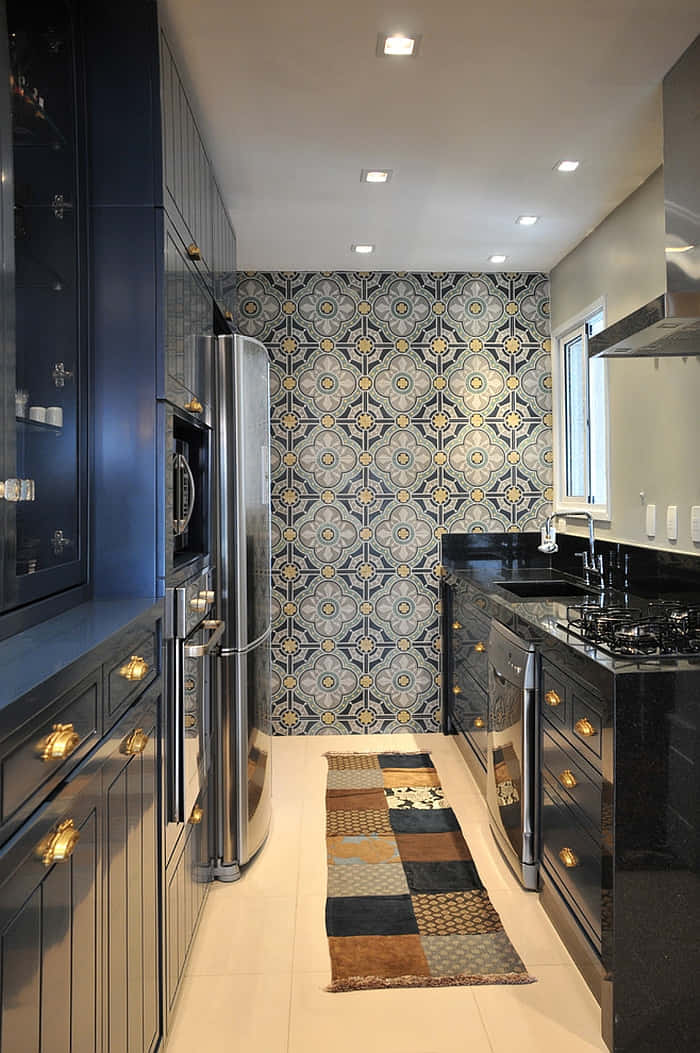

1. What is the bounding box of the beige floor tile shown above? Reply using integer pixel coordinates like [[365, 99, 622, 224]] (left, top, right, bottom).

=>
[[486, 888, 573, 968], [271, 735, 310, 800], [456, 820, 524, 894], [166, 972, 292, 1053], [473, 964, 607, 1053], [187, 891, 296, 975], [288, 972, 494, 1053], [297, 805, 328, 898], [292, 895, 330, 973], [234, 800, 303, 897]]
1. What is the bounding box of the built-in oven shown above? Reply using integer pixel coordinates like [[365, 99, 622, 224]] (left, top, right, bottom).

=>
[[164, 566, 224, 862], [163, 405, 212, 586], [486, 621, 539, 891]]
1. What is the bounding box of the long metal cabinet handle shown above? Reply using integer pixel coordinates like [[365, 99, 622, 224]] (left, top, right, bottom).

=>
[[184, 620, 226, 658]]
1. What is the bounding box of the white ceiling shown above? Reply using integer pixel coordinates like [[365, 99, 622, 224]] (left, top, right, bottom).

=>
[[160, 0, 700, 273]]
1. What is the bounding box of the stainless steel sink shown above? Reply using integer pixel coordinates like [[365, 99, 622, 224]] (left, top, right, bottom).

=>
[[495, 579, 597, 599]]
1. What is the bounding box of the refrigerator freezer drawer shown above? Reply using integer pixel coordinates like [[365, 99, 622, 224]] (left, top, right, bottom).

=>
[[216, 637, 272, 871]]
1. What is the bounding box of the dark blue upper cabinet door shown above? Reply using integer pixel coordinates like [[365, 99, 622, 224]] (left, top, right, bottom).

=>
[[3, 0, 88, 614]]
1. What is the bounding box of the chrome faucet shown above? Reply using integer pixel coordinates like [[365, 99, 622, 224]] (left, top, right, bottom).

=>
[[566, 511, 605, 589]]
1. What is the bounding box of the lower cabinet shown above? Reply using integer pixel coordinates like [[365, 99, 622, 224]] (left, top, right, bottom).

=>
[[103, 686, 160, 1053], [539, 655, 610, 1012], [165, 786, 210, 1025], [0, 684, 161, 1053], [443, 577, 491, 792]]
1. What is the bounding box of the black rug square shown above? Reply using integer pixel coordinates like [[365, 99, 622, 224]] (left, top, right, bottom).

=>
[[402, 859, 484, 893], [326, 894, 419, 937], [377, 753, 434, 769], [388, 806, 460, 834]]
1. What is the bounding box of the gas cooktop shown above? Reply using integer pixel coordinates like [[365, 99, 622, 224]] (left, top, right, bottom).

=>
[[558, 601, 700, 660]]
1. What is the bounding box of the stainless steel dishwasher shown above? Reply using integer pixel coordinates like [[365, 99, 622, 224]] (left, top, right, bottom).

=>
[[486, 621, 539, 890]]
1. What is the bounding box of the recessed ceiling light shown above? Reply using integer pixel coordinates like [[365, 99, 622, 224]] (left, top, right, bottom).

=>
[[377, 33, 421, 57], [361, 169, 393, 184], [516, 215, 539, 226], [488, 254, 507, 264], [352, 244, 375, 254], [556, 160, 580, 172]]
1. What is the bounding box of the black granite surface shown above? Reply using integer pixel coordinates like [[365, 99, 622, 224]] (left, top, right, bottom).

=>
[[442, 532, 700, 679], [443, 532, 700, 1052]]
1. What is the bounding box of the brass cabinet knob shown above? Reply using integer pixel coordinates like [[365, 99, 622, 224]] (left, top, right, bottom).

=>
[[190, 596, 207, 613], [559, 769, 577, 789], [119, 655, 149, 682], [37, 819, 80, 868], [474, 641, 486, 653], [189, 805, 203, 825], [36, 723, 80, 762], [121, 727, 149, 755], [452, 685, 462, 695], [452, 620, 463, 630], [574, 717, 596, 738], [224, 310, 233, 321], [473, 716, 485, 729], [545, 690, 561, 707], [184, 397, 203, 413], [199, 590, 215, 603], [184, 713, 196, 729], [187, 243, 201, 261], [558, 846, 579, 869]]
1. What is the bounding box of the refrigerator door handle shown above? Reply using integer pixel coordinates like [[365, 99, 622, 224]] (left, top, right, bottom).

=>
[[184, 619, 226, 658]]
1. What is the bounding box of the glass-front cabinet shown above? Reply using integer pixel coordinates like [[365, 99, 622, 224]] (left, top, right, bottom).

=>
[[1, 0, 86, 616]]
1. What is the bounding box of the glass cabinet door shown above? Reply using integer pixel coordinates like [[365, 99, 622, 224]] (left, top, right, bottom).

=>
[[2, 0, 86, 612]]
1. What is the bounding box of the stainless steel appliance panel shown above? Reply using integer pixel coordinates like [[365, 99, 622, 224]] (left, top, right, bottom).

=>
[[486, 621, 538, 890], [216, 633, 272, 870], [165, 567, 217, 843], [214, 334, 271, 652]]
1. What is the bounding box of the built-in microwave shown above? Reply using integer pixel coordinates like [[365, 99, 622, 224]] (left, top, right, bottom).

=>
[[163, 405, 211, 585]]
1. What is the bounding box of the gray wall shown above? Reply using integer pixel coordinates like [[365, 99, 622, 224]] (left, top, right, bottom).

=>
[[550, 168, 700, 554]]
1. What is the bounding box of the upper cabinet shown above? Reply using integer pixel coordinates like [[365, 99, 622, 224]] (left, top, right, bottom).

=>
[[212, 178, 237, 324], [1, 0, 87, 617], [159, 31, 213, 285]]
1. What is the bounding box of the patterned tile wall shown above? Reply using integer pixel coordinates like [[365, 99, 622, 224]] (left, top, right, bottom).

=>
[[235, 272, 552, 736]]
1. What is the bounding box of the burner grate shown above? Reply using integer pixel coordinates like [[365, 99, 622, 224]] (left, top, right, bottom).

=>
[[560, 601, 700, 659]]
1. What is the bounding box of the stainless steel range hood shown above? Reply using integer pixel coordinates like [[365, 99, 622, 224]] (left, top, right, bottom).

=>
[[589, 34, 700, 359]]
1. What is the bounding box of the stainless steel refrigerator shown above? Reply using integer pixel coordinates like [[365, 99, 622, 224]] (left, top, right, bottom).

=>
[[208, 333, 272, 880]]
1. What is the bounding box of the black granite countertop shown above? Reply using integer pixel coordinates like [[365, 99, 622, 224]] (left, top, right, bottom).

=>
[[0, 597, 163, 716], [442, 533, 700, 679]]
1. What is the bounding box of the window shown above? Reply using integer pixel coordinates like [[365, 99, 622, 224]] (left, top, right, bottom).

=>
[[552, 301, 610, 518]]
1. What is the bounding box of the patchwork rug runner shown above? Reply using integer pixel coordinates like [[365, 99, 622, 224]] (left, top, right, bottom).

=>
[[324, 751, 535, 992]]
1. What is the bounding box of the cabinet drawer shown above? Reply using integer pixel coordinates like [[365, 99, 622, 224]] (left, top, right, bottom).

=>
[[1, 672, 100, 825], [450, 667, 487, 767], [105, 628, 158, 724], [570, 691, 603, 762], [451, 597, 490, 690], [542, 783, 602, 947], [541, 662, 570, 730], [542, 726, 602, 838]]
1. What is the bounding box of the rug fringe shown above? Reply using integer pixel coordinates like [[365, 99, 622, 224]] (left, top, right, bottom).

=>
[[326, 971, 537, 992], [322, 750, 435, 758]]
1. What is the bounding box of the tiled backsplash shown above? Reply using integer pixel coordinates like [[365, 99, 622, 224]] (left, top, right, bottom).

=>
[[235, 271, 552, 734]]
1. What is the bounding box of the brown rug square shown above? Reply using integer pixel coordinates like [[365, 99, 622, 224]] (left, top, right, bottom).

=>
[[324, 751, 536, 992]]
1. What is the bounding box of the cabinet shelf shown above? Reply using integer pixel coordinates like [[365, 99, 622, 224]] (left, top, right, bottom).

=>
[[16, 416, 62, 435]]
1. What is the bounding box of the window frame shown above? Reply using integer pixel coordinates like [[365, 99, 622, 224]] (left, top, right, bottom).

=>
[[551, 297, 611, 521]]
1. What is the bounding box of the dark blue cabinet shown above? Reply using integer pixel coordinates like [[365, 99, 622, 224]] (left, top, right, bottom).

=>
[[0, 0, 89, 630]]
